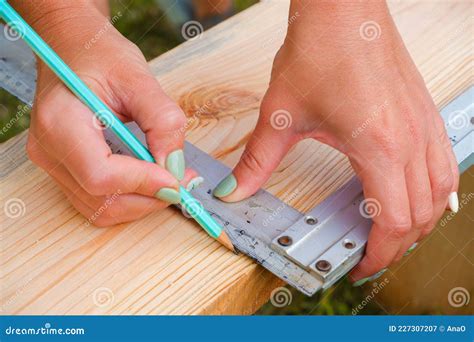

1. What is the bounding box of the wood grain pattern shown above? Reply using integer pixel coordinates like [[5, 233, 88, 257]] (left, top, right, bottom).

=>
[[0, 0, 472, 314]]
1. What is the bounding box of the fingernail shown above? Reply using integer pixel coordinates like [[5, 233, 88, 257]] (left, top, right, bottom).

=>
[[353, 268, 388, 287], [352, 277, 369, 287], [213, 174, 237, 198], [367, 268, 387, 281], [404, 242, 418, 257], [166, 149, 185, 181], [155, 187, 181, 204], [186, 176, 204, 191], [448, 192, 459, 213]]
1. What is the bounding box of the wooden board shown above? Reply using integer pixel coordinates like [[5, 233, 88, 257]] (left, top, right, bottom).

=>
[[0, 0, 472, 315]]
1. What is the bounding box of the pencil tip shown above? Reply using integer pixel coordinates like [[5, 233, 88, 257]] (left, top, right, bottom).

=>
[[217, 231, 235, 252]]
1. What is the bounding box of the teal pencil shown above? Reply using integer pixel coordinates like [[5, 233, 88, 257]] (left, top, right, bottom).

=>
[[0, 0, 234, 251]]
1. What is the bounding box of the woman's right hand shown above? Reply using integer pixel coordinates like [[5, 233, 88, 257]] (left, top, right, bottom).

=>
[[213, 1, 459, 283], [25, 3, 197, 226]]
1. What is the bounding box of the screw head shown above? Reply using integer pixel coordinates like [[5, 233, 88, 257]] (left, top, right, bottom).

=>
[[277, 236, 293, 247], [305, 216, 318, 225], [343, 239, 356, 249], [315, 260, 332, 272]]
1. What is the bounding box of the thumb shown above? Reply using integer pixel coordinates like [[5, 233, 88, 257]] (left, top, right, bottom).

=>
[[213, 108, 296, 202], [115, 70, 187, 180]]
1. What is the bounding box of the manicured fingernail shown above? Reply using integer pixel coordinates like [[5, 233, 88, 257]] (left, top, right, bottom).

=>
[[155, 188, 181, 204], [166, 149, 185, 181], [353, 268, 388, 287], [448, 192, 459, 213], [367, 268, 387, 281], [186, 176, 204, 191], [404, 242, 418, 257], [213, 174, 237, 198], [352, 277, 369, 287]]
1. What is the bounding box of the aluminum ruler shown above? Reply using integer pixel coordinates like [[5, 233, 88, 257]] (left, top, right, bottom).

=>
[[1, 29, 473, 295]]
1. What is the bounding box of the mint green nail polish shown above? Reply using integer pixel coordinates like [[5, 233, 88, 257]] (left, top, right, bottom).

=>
[[404, 242, 418, 257], [186, 176, 204, 191], [155, 188, 181, 204], [353, 278, 369, 287], [166, 149, 185, 181], [354, 268, 389, 286], [367, 268, 387, 282], [213, 174, 237, 198]]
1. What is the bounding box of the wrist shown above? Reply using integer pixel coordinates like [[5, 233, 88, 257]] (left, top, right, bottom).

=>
[[9, 1, 109, 50], [287, 0, 393, 47], [283, 1, 404, 74]]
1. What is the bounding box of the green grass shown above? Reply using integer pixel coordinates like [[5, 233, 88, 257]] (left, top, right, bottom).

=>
[[257, 279, 383, 315], [0, 90, 30, 142]]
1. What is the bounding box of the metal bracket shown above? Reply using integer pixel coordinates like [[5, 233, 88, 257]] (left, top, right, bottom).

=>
[[1, 28, 472, 295], [271, 87, 473, 288]]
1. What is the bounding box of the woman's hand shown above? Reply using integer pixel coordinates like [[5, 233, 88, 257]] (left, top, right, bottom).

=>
[[213, 1, 459, 282], [24, 3, 197, 226]]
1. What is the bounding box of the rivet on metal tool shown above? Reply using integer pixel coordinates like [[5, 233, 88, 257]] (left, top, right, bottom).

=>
[[315, 260, 332, 272], [343, 239, 356, 249], [304, 216, 318, 225], [277, 236, 293, 247]]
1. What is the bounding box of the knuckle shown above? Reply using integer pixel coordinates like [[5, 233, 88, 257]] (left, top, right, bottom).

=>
[[158, 107, 186, 132], [433, 173, 454, 195], [412, 204, 434, 227], [240, 148, 266, 174], [420, 225, 435, 239], [380, 216, 412, 238], [132, 172, 149, 194]]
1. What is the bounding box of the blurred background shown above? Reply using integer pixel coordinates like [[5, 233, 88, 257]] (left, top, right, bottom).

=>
[[1, 0, 472, 316]]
